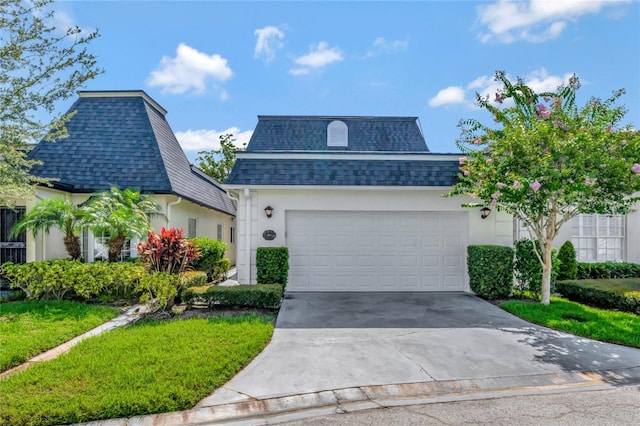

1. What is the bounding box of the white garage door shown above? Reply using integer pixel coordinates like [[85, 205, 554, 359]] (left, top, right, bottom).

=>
[[286, 211, 468, 292]]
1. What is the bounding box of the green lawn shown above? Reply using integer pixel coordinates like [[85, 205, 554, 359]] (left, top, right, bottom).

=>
[[0, 316, 274, 426], [501, 296, 640, 348], [0, 300, 119, 372]]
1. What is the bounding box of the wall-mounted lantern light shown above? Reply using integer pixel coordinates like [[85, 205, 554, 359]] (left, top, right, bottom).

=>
[[264, 205, 274, 219], [480, 207, 492, 220]]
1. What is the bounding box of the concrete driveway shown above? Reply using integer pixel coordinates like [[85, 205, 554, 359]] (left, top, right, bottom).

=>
[[200, 292, 640, 406]]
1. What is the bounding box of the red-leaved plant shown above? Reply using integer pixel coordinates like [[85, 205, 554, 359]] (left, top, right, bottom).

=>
[[137, 227, 200, 274]]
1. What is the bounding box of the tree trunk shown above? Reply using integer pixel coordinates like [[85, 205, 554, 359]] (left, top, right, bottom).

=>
[[108, 233, 126, 262], [64, 234, 82, 260], [541, 241, 553, 305]]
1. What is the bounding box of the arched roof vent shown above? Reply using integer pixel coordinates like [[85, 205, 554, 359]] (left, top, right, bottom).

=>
[[327, 120, 348, 147]]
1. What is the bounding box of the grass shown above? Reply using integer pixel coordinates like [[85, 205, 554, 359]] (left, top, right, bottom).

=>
[[0, 300, 119, 372], [568, 277, 640, 292], [0, 315, 274, 426], [501, 296, 640, 348]]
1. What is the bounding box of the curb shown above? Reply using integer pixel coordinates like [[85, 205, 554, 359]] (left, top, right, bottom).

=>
[[0, 304, 149, 380], [75, 367, 640, 426]]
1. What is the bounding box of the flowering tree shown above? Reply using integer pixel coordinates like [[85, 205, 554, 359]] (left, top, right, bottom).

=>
[[450, 71, 640, 304]]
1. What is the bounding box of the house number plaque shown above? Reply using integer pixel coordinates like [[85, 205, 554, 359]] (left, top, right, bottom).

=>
[[262, 230, 276, 241]]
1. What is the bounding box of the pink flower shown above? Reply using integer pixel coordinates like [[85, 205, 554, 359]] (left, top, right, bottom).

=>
[[491, 191, 501, 199], [632, 163, 640, 174], [494, 92, 506, 103], [493, 117, 500, 123], [486, 158, 493, 164], [496, 182, 507, 188], [584, 176, 597, 187], [606, 125, 613, 133], [512, 181, 523, 189], [463, 170, 471, 176], [459, 156, 467, 165], [470, 193, 478, 199], [490, 199, 497, 207], [537, 104, 551, 119], [543, 96, 551, 102], [530, 181, 541, 192], [474, 138, 482, 145], [553, 120, 567, 130]]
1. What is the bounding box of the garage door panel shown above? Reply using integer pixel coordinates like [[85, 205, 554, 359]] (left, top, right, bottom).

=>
[[286, 211, 467, 292]]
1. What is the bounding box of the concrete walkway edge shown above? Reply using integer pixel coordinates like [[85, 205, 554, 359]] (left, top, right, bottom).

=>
[[74, 368, 640, 426], [0, 304, 150, 380]]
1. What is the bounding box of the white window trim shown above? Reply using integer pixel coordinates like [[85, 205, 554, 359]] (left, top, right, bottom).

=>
[[572, 214, 626, 262]]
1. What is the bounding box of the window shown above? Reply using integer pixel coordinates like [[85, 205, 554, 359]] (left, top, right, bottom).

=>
[[187, 218, 197, 239], [572, 214, 625, 262], [230, 226, 235, 244], [94, 232, 131, 262], [327, 120, 348, 147], [217, 224, 223, 240]]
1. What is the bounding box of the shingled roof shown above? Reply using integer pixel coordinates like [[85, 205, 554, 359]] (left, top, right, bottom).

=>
[[246, 116, 429, 152], [28, 91, 235, 216], [227, 158, 459, 186], [227, 115, 460, 187]]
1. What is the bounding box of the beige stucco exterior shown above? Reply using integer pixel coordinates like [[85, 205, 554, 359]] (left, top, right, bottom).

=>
[[20, 188, 236, 265]]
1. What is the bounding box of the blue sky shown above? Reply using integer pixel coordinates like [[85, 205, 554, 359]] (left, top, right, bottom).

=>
[[54, 0, 639, 161]]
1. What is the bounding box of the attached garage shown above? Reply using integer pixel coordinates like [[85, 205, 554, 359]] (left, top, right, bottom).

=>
[[286, 211, 468, 291]]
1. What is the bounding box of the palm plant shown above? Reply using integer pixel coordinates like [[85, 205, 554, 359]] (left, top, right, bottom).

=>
[[12, 197, 85, 260], [81, 187, 163, 262]]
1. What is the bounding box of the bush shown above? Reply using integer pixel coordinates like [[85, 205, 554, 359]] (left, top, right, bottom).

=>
[[138, 228, 199, 274], [577, 262, 640, 279], [467, 245, 513, 300], [180, 271, 208, 289], [514, 239, 559, 300], [0, 260, 146, 301], [213, 258, 231, 282], [256, 247, 289, 286], [190, 237, 228, 281], [556, 280, 640, 314], [557, 241, 578, 281], [183, 284, 283, 308], [135, 273, 179, 310]]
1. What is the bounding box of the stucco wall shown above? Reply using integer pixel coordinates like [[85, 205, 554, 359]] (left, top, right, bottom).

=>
[[234, 187, 514, 285], [25, 190, 236, 265]]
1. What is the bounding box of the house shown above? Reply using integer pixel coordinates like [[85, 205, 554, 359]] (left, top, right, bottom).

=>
[[225, 115, 640, 292], [8, 91, 236, 264]]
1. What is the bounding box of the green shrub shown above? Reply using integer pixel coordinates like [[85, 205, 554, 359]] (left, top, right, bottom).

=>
[[213, 258, 231, 282], [514, 239, 559, 300], [556, 279, 640, 314], [256, 247, 289, 286], [577, 262, 640, 279], [180, 271, 208, 289], [467, 245, 513, 300], [190, 237, 228, 281], [557, 241, 578, 281], [135, 273, 179, 309], [183, 284, 283, 308], [0, 260, 148, 302]]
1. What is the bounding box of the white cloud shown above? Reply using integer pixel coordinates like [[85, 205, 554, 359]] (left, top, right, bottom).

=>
[[365, 37, 409, 57], [289, 42, 343, 75], [428, 86, 466, 107], [254, 26, 285, 63], [174, 127, 253, 152], [429, 69, 575, 108], [146, 43, 233, 94], [477, 0, 629, 43]]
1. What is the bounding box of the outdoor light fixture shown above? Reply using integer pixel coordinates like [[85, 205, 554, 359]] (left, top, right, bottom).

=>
[[480, 207, 492, 220], [264, 206, 274, 218]]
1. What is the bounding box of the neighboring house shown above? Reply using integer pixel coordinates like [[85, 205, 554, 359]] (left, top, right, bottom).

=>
[[225, 115, 640, 292], [6, 91, 236, 265]]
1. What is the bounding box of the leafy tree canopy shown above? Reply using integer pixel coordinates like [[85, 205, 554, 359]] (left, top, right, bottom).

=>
[[449, 70, 640, 304], [0, 0, 102, 206], [196, 133, 245, 183]]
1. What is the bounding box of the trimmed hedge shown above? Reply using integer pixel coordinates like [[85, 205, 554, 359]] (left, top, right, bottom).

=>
[[183, 284, 284, 308], [577, 262, 640, 279], [467, 245, 514, 300], [555, 279, 640, 314], [514, 239, 559, 299], [256, 247, 289, 286], [556, 241, 578, 281]]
